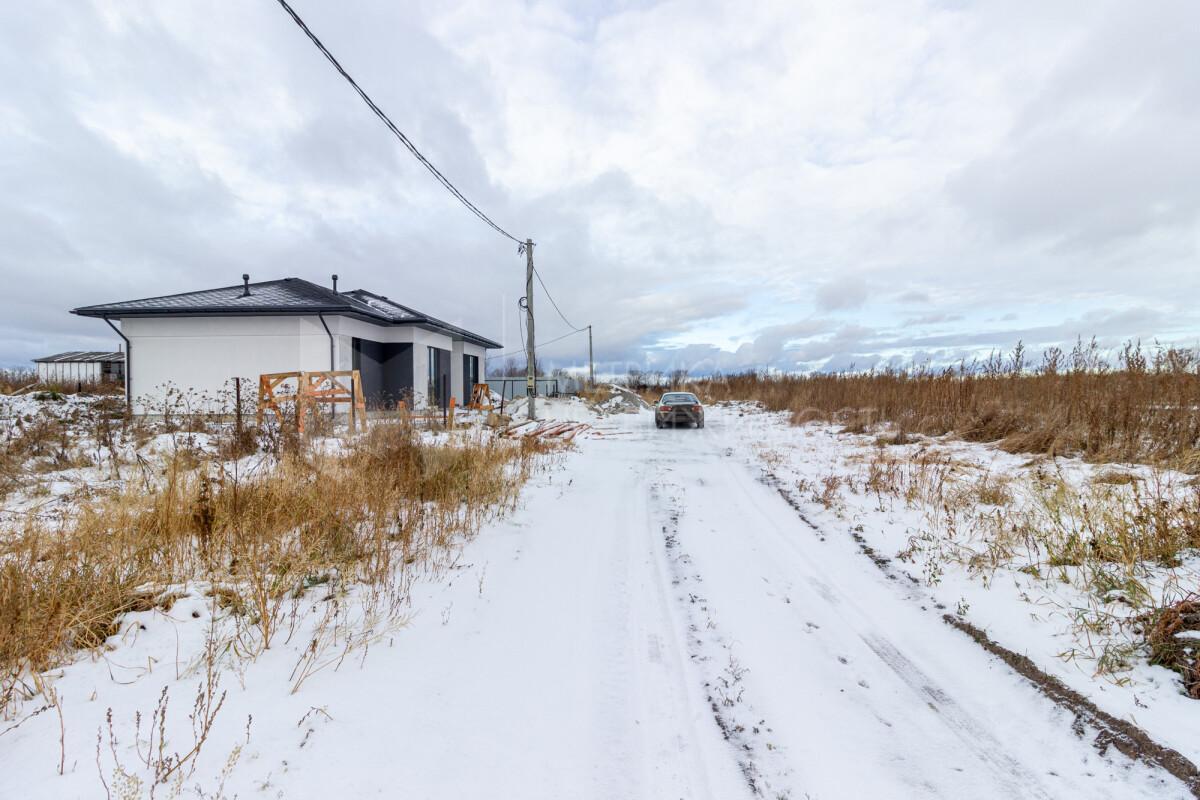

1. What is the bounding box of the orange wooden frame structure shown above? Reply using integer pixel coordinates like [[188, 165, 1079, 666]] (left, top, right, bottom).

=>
[[257, 370, 368, 434], [395, 396, 457, 427], [466, 382, 493, 411]]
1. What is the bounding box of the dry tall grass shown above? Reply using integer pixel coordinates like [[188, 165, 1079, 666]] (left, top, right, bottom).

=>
[[0, 370, 34, 394], [692, 340, 1200, 467], [0, 367, 124, 397], [0, 418, 549, 715]]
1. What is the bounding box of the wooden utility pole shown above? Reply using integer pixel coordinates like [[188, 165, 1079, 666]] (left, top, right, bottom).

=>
[[588, 325, 594, 388], [524, 239, 536, 421]]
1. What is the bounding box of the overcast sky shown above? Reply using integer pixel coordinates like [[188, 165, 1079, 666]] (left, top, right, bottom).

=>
[[1, 0, 1197, 374]]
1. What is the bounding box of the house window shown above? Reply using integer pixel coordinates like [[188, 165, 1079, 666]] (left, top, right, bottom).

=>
[[463, 354, 479, 402]]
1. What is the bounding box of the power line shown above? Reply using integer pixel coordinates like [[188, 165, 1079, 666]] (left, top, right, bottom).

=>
[[533, 266, 584, 331], [540, 328, 585, 347], [273, 1, 592, 385], [531, 263, 594, 388], [486, 328, 587, 361], [535, 327, 588, 349], [517, 299, 527, 360], [274, 0, 524, 245]]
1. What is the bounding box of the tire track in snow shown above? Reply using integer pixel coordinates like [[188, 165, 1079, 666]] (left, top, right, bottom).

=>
[[858, 632, 1056, 800], [649, 474, 794, 799], [636, 467, 749, 800], [718, 458, 1063, 799], [589, 461, 640, 799]]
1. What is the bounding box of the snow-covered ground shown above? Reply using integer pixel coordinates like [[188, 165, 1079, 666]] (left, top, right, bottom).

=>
[[2, 397, 1196, 798]]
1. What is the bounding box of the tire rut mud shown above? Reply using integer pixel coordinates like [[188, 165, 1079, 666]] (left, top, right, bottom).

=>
[[943, 614, 1200, 798]]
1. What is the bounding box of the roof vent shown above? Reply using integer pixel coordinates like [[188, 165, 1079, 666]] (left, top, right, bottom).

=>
[[241, 274, 251, 297], [332, 274, 339, 293]]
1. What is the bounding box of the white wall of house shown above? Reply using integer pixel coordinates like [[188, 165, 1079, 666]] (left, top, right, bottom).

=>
[[462, 342, 487, 366], [120, 315, 483, 412], [450, 340, 465, 403], [122, 316, 332, 413]]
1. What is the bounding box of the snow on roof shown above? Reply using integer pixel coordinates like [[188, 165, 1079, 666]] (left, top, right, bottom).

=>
[[353, 293, 419, 322]]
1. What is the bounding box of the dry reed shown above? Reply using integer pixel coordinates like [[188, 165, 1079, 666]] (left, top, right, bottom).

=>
[[0, 368, 125, 397], [690, 340, 1200, 468]]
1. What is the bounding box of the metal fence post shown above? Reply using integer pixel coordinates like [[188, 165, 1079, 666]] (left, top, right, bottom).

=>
[[234, 377, 243, 440]]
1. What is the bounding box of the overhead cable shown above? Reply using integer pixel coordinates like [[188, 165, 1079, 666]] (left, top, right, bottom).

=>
[[274, 0, 525, 244], [485, 327, 587, 361], [533, 267, 584, 332]]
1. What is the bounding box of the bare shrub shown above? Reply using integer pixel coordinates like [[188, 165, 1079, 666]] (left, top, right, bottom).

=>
[[1135, 596, 1200, 699], [1092, 469, 1140, 486], [0, 368, 125, 397], [0, 369, 38, 395], [789, 407, 826, 426]]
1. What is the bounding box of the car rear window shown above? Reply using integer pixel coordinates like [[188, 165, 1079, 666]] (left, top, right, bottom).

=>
[[661, 393, 698, 403]]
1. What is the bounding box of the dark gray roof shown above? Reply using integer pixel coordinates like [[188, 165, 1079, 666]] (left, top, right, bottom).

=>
[[342, 290, 500, 349], [74, 278, 375, 318], [35, 351, 125, 363], [73, 278, 501, 349]]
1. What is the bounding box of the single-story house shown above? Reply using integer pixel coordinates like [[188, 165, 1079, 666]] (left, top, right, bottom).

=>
[[72, 275, 501, 413], [34, 350, 125, 384]]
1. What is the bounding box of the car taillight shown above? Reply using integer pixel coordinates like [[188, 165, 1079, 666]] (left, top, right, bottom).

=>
[[659, 405, 670, 412], [692, 405, 701, 412]]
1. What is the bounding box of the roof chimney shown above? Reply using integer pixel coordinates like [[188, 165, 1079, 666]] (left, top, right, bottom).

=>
[[241, 274, 251, 297], [332, 274, 339, 293]]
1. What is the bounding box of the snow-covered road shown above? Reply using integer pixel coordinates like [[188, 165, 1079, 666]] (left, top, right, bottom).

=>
[[257, 404, 1182, 799], [5, 403, 1191, 799]]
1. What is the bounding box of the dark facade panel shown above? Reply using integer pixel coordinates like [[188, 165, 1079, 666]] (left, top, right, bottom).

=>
[[353, 338, 413, 409]]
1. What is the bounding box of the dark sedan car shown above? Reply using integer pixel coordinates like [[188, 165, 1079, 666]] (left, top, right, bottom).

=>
[[655, 392, 705, 428]]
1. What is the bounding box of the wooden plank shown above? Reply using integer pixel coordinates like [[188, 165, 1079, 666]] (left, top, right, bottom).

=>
[[562, 424, 590, 442], [499, 420, 537, 437], [532, 422, 566, 436], [254, 369, 375, 436]]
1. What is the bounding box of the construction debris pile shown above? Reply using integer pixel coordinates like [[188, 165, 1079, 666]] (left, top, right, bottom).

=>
[[592, 385, 649, 416], [498, 419, 590, 442]]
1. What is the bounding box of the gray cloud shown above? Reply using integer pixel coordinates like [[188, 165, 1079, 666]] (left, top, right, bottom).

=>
[[895, 290, 931, 305], [814, 277, 868, 312], [902, 313, 963, 326], [948, 3, 1200, 254]]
